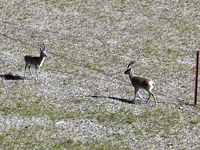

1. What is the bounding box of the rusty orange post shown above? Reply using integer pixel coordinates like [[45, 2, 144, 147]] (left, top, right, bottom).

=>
[[194, 51, 199, 106]]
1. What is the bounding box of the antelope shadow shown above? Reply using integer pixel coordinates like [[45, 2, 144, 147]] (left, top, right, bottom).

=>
[[0, 74, 25, 80], [86, 95, 135, 104], [87, 95, 166, 105]]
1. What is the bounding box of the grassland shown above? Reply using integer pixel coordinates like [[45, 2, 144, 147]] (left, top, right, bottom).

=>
[[0, 0, 200, 149]]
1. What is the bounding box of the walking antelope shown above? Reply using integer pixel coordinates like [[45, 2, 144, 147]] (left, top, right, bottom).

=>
[[124, 62, 157, 104], [24, 43, 47, 80]]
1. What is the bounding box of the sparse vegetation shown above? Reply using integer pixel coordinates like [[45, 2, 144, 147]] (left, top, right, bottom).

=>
[[0, 0, 200, 149]]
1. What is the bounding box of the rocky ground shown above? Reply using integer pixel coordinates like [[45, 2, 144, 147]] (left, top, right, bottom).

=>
[[0, 0, 200, 149]]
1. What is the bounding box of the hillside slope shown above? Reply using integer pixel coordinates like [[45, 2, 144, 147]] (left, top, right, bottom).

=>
[[0, 0, 200, 149]]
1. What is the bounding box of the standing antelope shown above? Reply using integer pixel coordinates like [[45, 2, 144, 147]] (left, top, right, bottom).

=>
[[24, 43, 47, 80], [124, 62, 157, 104]]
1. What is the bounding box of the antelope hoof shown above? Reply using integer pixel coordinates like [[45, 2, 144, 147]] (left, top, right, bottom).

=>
[[131, 99, 136, 103]]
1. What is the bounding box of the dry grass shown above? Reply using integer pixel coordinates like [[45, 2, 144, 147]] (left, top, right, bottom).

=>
[[0, 0, 200, 149]]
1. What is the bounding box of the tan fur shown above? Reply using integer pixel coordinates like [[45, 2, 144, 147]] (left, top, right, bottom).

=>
[[124, 62, 157, 104], [24, 44, 47, 80]]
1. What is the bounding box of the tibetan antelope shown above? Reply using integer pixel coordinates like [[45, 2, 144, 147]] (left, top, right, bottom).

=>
[[124, 62, 157, 104], [24, 43, 47, 80]]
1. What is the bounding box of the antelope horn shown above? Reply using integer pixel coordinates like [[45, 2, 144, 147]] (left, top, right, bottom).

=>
[[128, 61, 135, 68], [40, 43, 45, 50]]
